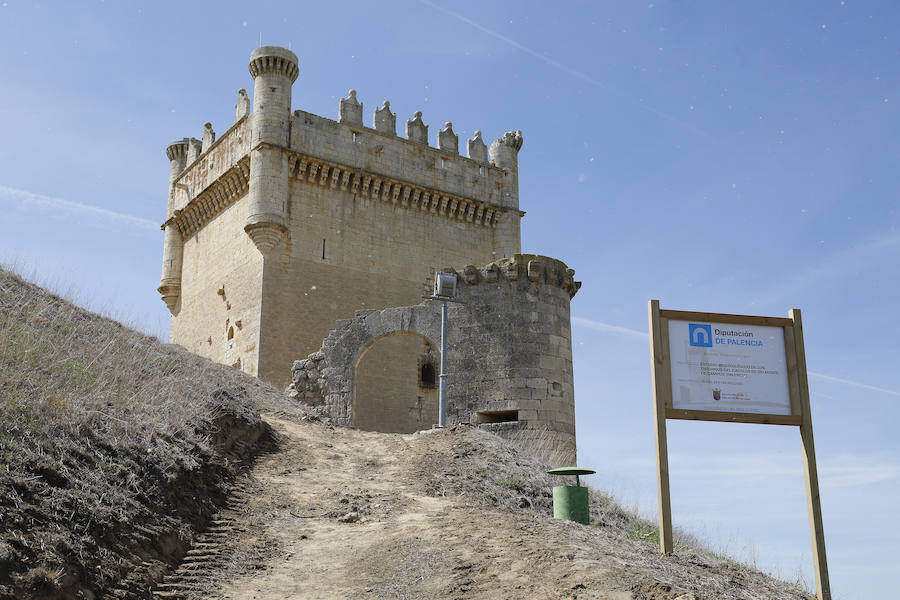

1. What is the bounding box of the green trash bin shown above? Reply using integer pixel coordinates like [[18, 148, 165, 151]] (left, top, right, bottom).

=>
[[547, 467, 596, 525]]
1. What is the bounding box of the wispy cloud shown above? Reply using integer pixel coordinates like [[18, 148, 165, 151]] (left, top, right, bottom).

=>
[[572, 315, 648, 339], [668, 451, 899, 490], [418, 0, 710, 138], [754, 231, 900, 307], [820, 460, 900, 489], [808, 371, 900, 398], [0, 185, 157, 232], [572, 314, 900, 400]]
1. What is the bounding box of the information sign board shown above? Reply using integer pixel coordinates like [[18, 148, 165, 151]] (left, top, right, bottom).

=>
[[647, 301, 830, 600], [667, 320, 791, 415]]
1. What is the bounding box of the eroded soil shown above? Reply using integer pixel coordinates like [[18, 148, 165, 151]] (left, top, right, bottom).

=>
[[158, 415, 811, 600]]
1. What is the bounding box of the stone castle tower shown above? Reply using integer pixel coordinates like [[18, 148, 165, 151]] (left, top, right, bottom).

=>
[[160, 47, 580, 463]]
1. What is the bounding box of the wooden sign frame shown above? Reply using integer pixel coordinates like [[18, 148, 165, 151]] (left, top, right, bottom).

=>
[[648, 300, 831, 600]]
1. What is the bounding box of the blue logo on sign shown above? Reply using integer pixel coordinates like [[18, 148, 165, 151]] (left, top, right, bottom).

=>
[[689, 323, 712, 347]]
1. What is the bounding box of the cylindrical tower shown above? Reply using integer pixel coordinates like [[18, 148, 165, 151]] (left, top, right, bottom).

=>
[[446, 255, 581, 466], [159, 140, 188, 312], [245, 46, 299, 252], [489, 130, 524, 258], [165, 139, 188, 217], [158, 225, 183, 312]]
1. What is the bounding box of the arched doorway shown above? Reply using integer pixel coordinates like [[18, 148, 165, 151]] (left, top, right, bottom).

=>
[[352, 332, 440, 433]]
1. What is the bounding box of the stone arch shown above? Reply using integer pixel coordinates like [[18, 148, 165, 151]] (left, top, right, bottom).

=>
[[318, 303, 442, 426], [352, 331, 440, 433]]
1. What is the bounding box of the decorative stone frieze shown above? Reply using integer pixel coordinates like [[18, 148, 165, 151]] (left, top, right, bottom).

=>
[[169, 156, 250, 239], [248, 47, 300, 83], [285, 149, 504, 228]]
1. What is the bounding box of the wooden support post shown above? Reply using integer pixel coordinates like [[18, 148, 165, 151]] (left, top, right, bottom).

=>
[[790, 309, 831, 600], [649, 300, 674, 554]]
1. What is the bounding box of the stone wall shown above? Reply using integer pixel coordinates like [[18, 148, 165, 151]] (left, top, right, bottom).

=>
[[353, 334, 439, 433], [287, 254, 580, 465], [169, 196, 264, 376], [254, 170, 510, 384]]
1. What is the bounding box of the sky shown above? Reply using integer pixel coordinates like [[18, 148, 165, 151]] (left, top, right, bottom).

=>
[[0, 1, 897, 597]]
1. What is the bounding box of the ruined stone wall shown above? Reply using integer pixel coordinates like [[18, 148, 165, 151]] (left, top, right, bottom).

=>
[[445, 255, 579, 466], [287, 255, 580, 465]]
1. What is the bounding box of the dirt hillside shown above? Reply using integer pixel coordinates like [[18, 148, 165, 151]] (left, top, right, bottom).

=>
[[152, 414, 812, 600], [0, 268, 812, 599]]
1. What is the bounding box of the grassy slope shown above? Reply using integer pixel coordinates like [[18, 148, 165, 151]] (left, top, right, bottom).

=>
[[0, 268, 284, 599]]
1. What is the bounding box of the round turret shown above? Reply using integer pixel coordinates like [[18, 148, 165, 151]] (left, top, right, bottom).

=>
[[160, 139, 189, 313], [248, 46, 299, 146], [245, 46, 299, 252], [165, 140, 188, 217]]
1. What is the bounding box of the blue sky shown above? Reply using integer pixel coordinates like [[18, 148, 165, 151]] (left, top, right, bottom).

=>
[[1, 1, 897, 597]]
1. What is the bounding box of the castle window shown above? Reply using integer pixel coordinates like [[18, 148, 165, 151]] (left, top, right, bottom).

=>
[[440, 157, 446, 169], [227, 326, 234, 340], [420, 362, 436, 389], [477, 409, 519, 424], [479, 166, 484, 175], [352, 131, 359, 142]]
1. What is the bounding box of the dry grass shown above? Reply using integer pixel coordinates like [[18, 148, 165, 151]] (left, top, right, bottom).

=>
[[0, 266, 285, 599], [0, 267, 260, 473], [411, 425, 812, 598]]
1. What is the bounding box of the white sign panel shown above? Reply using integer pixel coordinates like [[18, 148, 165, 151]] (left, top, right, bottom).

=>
[[667, 320, 792, 415]]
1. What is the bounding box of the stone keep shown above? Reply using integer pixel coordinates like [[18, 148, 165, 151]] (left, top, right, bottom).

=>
[[159, 47, 581, 463]]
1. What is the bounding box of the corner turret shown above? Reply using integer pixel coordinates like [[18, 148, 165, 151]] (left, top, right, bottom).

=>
[[164, 139, 188, 217], [489, 130, 523, 172], [488, 131, 523, 256], [159, 139, 189, 312], [245, 46, 299, 252]]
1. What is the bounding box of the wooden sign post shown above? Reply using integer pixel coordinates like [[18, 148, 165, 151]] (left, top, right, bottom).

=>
[[648, 300, 830, 600]]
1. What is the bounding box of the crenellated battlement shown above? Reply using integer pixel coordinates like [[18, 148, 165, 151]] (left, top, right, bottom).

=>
[[165, 85, 522, 240], [169, 116, 250, 217], [291, 107, 519, 211], [449, 254, 581, 299], [330, 88, 521, 166]]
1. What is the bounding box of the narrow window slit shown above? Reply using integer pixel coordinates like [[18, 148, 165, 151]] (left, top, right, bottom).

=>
[[420, 363, 437, 389], [477, 409, 519, 424]]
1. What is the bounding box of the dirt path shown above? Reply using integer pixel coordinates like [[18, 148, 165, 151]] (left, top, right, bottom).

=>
[[189, 416, 630, 600], [153, 414, 809, 600]]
